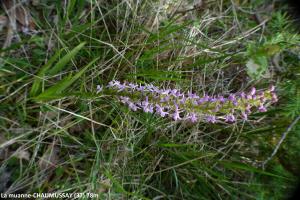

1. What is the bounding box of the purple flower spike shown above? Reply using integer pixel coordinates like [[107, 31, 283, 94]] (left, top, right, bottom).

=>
[[186, 112, 198, 123], [206, 115, 216, 123], [172, 104, 181, 121], [225, 114, 235, 122], [105, 80, 277, 123]]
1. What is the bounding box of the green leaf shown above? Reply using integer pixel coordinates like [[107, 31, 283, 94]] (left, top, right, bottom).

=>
[[48, 42, 86, 75], [34, 57, 98, 101], [30, 49, 62, 96], [30, 42, 86, 97]]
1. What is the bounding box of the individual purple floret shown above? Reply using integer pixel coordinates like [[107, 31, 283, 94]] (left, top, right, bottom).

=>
[[170, 89, 179, 97], [129, 83, 138, 90], [141, 96, 154, 113], [146, 84, 158, 92], [228, 94, 236, 101], [186, 112, 198, 123], [197, 97, 206, 105], [258, 104, 267, 112], [120, 96, 130, 104], [160, 95, 170, 103], [191, 99, 199, 105], [136, 85, 145, 92], [179, 95, 186, 104], [117, 83, 126, 92], [108, 80, 120, 87], [213, 104, 221, 112], [246, 94, 252, 100], [239, 92, 246, 99], [96, 85, 103, 93], [241, 112, 248, 120], [206, 115, 216, 123], [188, 91, 199, 99], [128, 102, 139, 111], [159, 89, 170, 95], [269, 85, 275, 92], [225, 114, 235, 122], [258, 91, 266, 102], [172, 104, 181, 121], [209, 97, 217, 103], [232, 100, 238, 106], [155, 104, 168, 117], [250, 87, 256, 96], [203, 94, 210, 102], [245, 104, 252, 114], [218, 96, 226, 104], [271, 93, 278, 103]]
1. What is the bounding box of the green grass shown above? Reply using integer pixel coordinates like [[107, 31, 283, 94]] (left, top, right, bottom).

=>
[[0, 0, 299, 199]]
